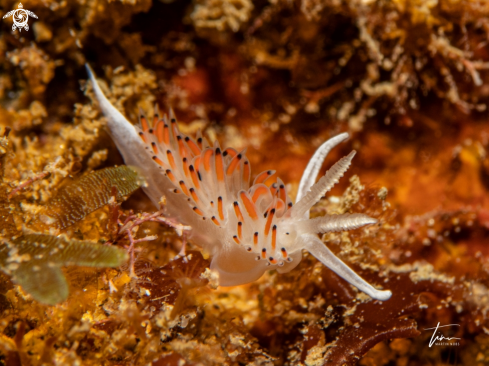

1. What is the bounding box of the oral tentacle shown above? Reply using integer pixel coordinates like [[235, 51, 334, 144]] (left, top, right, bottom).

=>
[[302, 233, 392, 301]]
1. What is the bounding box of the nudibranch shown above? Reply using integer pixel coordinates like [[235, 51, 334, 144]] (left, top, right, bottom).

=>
[[86, 65, 392, 301]]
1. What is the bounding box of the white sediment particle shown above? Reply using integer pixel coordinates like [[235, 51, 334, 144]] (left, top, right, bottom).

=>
[[389, 261, 455, 284]]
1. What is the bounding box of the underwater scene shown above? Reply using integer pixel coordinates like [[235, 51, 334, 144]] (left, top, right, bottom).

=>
[[0, 0, 489, 365]]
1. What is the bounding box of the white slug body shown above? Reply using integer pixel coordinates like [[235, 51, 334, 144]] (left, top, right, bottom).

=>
[[86, 65, 392, 301]]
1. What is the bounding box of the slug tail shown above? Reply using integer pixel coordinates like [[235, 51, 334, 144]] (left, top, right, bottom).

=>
[[86, 64, 172, 208], [85, 64, 142, 156]]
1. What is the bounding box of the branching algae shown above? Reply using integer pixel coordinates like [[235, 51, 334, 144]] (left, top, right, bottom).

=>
[[0, 234, 128, 305], [0, 130, 144, 304], [36, 165, 145, 230]]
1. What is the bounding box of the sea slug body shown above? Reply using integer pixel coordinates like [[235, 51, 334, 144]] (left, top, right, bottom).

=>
[[86, 65, 392, 301]]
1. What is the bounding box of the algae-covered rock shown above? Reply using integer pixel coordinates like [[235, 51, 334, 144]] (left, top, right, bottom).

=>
[[0, 0, 489, 365]]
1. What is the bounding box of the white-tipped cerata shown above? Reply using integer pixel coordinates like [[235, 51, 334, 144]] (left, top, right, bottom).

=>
[[86, 65, 392, 301]]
